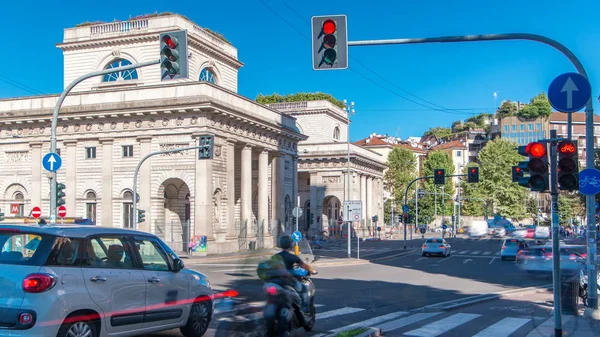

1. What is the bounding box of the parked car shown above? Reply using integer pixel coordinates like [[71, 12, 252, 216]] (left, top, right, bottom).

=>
[[422, 238, 451, 257]]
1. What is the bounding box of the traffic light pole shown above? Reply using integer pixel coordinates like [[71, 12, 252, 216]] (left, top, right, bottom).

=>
[[348, 32, 597, 313], [133, 145, 205, 230], [49, 59, 160, 224], [548, 130, 563, 337]]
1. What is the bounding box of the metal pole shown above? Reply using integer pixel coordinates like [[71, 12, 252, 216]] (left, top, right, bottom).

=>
[[457, 178, 461, 238], [50, 59, 160, 223], [349, 32, 597, 311], [567, 113, 572, 140], [133, 145, 205, 231], [549, 130, 563, 337], [415, 188, 419, 233], [344, 100, 354, 259], [434, 185, 437, 224], [391, 204, 395, 231]]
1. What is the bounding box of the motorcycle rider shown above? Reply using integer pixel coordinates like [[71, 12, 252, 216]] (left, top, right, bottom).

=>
[[271, 234, 317, 313]]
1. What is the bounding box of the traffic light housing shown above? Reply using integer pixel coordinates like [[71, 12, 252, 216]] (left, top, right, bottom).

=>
[[198, 135, 214, 159], [522, 142, 549, 191], [311, 15, 348, 70], [160, 30, 189, 81], [137, 209, 146, 223], [467, 167, 479, 183], [557, 140, 579, 190], [56, 182, 66, 206], [434, 169, 445, 185], [512, 166, 524, 182]]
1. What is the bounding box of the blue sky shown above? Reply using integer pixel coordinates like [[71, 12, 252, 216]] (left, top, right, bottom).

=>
[[1, 0, 598, 141]]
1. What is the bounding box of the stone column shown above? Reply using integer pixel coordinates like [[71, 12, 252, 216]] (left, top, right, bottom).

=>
[[292, 156, 299, 202], [29, 143, 43, 208], [360, 175, 367, 221], [240, 144, 252, 227], [226, 140, 236, 238], [138, 136, 153, 233], [366, 176, 373, 221], [258, 149, 269, 239], [270, 152, 285, 226], [309, 172, 318, 232], [194, 135, 213, 239], [100, 139, 113, 226], [64, 140, 77, 217]]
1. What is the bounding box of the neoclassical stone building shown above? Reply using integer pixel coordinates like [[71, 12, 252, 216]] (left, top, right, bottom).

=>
[[266, 101, 386, 237], [0, 14, 305, 254]]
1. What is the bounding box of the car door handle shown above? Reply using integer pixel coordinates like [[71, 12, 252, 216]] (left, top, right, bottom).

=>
[[148, 277, 160, 283], [90, 276, 107, 282]]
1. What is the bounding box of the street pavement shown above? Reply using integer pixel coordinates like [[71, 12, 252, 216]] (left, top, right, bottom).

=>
[[139, 236, 578, 337]]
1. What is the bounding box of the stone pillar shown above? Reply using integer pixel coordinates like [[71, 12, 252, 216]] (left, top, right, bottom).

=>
[[100, 139, 113, 226], [29, 143, 43, 208], [194, 135, 213, 239], [360, 175, 367, 221], [271, 152, 285, 226], [226, 140, 236, 238], [366, 176, 373, 221], [138, 136, 152, 233], [292, 156, 299, 202], [64, 140, 77, 217], [258, 149, 269, 239], [309, 172, 318, 232], [240, 145, 252, 227]]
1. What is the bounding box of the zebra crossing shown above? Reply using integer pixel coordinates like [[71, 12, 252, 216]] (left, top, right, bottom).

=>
[[455, 249, 502, 256], [209, 298, 554, 337]]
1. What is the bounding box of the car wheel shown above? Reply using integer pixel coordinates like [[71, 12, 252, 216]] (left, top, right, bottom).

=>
[[422, 252, 426, 257], [501, 256, 505, 261], [181, 300, 212, 337], [303, 298, 316, 331], [57, 319, 98, 337]]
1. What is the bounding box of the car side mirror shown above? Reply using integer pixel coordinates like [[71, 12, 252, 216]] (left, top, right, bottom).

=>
[[173, 258, 185, 272]]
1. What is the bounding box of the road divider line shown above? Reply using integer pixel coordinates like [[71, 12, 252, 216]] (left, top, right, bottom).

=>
[[489, 257, 496, 264], [327, 311, 409, 334], [472, 317, 531, 337], [404, 313, 481, 336]]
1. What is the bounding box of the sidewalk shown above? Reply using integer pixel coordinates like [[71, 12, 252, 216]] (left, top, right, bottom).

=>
[[526, 314, 599, 337]]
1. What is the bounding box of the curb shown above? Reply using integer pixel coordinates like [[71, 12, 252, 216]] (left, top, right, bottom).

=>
[[326, 327, 383, 337], [314, 250, 415, 267], [418, 284, 552, 312], [182, 250, 277, 262]]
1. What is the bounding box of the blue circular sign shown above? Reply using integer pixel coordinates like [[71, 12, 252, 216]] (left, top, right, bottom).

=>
[[42, 152, 62, 172], [548, 72, 592, 113], [442, 224, 448, 229], [402, 205, 409, 213], [291, 231, 302, 243], [579, 168, 600, 196]]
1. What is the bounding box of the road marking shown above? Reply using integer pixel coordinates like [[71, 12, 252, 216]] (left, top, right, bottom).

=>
[[316, 307, 364, 320], [495, 252, 501, 256], [459, 250, 469, 254], [404, 313, 481, 336], [377, 312, 442, 333], [328, 311, 408, 334], [217, 311, 263, 322], [438, 256, 452, 263], [472, 317, 531, 337], [489, 257, 496, 264], [416, 257, 427, 262], [471, 251, 481, 255], [483, 251, 492, 255]]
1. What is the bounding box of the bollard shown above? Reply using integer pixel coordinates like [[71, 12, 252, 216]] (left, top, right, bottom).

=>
[[294, 245, 300, 256], [560, 276, 579, 315]]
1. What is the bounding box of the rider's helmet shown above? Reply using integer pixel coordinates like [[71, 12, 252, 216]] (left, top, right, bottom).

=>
[[279, 234, 293, 250]]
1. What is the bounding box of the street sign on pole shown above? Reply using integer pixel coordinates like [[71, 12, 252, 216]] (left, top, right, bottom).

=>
[[292, 207, 303, 218], [578, 168, 600, 195], [337, 218, 343, 225], [31, 206, 41, 219], [548, 72, 592, 113], [402, 205, 409, 213], [57, 205, 67, 218], [343, 201, 362, 221], [42, 153, 62, 172], [291, 231, 302, 243]]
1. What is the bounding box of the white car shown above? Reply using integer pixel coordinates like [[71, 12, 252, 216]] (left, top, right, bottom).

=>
[[422, 238, 451, 257], [0, 222, 214, 337]]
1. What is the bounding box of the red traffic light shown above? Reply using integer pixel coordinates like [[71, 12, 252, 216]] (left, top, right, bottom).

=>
[[527, 142, 546, 158], [558, 141, 576, 155], [470, 168, 476, 173], [322, 19, 336, 35], [515, 167, 521, 173], [436, 170, 443, 175], [162, 35, 177, 49]]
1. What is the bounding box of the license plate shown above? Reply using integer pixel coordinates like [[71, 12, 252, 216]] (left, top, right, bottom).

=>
[[264, 304, 277, 318]]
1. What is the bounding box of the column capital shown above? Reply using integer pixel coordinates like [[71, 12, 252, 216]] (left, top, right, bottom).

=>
[[137, 136, 153, 143]]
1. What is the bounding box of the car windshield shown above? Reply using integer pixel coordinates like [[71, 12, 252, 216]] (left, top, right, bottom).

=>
[[426, 239, 443, 244], [504, 240, 518, 246], [0, 230, 55, 266]]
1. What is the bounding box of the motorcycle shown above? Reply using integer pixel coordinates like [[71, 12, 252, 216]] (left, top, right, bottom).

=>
[[578, 263, 600, 307], [262, 267, 317, 337]]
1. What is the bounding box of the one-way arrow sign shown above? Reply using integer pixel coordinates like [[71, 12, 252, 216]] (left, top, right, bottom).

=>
[[561, 77, 578, 110], [548, 72, 591, 113], [42, 152, 62, 172]]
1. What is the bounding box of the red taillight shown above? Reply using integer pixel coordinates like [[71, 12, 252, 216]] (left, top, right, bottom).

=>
[[439, 245, 445, 248], [543, 252, 552, 258], [19, 313, 32, 324], [266, 286, 277, 295], [23, 274, 56, 293], [422, 245, 427, 248], [223, 289, 239, 297]]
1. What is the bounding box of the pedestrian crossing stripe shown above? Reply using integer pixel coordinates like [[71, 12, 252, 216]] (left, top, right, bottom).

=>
[[404, 313, 480, 336]]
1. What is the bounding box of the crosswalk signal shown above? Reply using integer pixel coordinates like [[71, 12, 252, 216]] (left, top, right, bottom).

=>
[[525, 142, 549, 191], [137, 209, 146, 223], [56, 182, 66, 206], [467, 167, 479, 183], [557, 140, 579, 190], [160, 30, 189, 81], [311, 15, 348, 70], [434, 169, 445, 185], [198, 135, 214, 159]]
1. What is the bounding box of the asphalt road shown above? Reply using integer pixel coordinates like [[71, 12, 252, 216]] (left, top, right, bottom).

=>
[[141, 236, 556, 337]]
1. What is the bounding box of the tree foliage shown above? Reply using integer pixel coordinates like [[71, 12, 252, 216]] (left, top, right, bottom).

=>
[[526, 197, 539, 223], [517, 93, 552, 119], [415, 151, 455, 225], [496, 100, 518, 118], [424, 127, 452, 139], [255, 92, 345, 109], [558, 195, 576, 224], [460, 163, 485, 217], [384, 148, 417, 201]]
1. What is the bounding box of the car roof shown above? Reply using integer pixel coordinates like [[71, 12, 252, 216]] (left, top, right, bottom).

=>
[[0, 223, 156, 239]]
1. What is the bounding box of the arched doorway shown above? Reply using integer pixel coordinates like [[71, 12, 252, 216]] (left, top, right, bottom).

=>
[[158, 178, 191, 253], [322, 196, 341, 233]]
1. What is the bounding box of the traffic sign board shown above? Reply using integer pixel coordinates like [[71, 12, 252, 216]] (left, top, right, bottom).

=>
[[579, 168, 600, 195], [31, 206, 41, 219], [10, 204, 19, 214], [58, 205, 67, 218], [292, 207, 303, 218], [291, 231, 302, 243], [343, 201, 362, 222], [442, 224, 448, 229], [42, 152, 62, 172], [337, 218, 343, 225], [402, 205, 409, 213], [548, 72, 592, 113], [377, 226, 381, 232]]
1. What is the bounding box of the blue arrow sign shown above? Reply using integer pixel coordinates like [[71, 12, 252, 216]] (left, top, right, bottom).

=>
[[402, 205, 409, 213], [291, 231, 302, 243], [579, 168, 600, 196], [42, 152, 62, 172], [548, 72, 592, 113]]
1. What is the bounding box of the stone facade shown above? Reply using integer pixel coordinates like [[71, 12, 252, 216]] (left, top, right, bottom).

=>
[[0, 14, 305, 254]]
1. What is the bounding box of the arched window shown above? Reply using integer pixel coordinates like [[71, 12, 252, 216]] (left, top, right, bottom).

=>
[[86, 191, 97, 223], [102, 59, 139, 82], [199, 68, 216, 84], [122, 191, 134, 228], [13, 192, 24, 216], [333, 127, 341, 141]]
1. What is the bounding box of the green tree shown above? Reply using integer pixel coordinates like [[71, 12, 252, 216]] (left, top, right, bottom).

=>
[[526, 197, 539, 223], [417, 151, 455, 225], [384, 148, 417, 201], [473, 139, 529, 219], [517, 93, 552, 119], [460, 163, 485, 217], [496, 100, 518, 118], [255, 92, 345, 109], [558, 195, 576, 224], [423, 127, 453, 139]]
